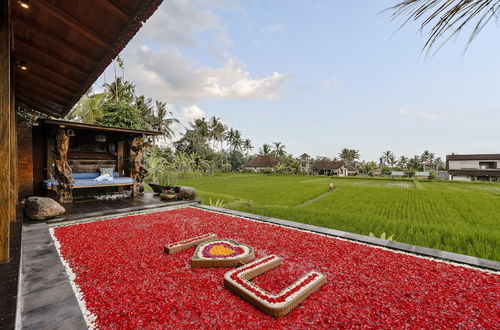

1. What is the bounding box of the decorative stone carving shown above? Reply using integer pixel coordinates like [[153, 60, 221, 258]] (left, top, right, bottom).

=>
[[53, 128, 74, 203], [130, 136, 151, 196]]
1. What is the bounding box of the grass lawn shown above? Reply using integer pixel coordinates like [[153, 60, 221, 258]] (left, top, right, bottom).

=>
[[177, 173, 500, 261]]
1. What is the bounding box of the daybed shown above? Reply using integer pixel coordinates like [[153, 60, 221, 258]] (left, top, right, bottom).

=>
[[43, 172, 134, 190]]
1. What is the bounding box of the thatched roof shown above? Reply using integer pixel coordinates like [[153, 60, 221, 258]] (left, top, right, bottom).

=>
[[299, 153, 310, 158], [244, 156, 279, 168], [311, 160, 345, 170]]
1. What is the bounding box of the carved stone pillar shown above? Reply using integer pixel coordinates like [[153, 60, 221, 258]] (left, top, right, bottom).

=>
[[53, 128, 74, 203], [130, 135, 151, 196]]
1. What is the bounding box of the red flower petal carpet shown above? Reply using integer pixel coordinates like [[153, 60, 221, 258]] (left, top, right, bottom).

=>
[[52, 207, 499, 328]]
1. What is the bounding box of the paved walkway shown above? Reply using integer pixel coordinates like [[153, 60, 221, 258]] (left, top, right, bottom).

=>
[[295, 191, 331, 207]]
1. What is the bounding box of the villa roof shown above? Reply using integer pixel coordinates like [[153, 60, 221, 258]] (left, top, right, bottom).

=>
[[446, 154, 500, 161], [244, 156, 279, 168], [299, 153, 310, 158], [40, 119, 162, 136], [13, 0, 164, 118], [312, 160, 345, 170]]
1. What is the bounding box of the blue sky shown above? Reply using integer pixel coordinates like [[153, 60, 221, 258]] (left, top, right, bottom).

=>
[[96, 0, 500, 161]]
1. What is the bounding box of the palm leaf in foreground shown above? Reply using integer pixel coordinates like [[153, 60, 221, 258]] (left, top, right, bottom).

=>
[[387, 0, 500, 54]]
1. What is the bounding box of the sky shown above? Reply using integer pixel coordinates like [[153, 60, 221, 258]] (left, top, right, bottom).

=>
[[94, 0, 500, 161]]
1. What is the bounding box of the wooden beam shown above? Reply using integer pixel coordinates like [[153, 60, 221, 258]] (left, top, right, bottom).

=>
[[34, 1, 110, 48], [15, 37, 88, 77], [16, 95, 63, 117], [15, 82, 70, 106], [16, 60, 81, 90], [13, 16, 98, 65], [0, 0, 11, 263], [19, 68, 78, 97], [102, 0, 132, 21]]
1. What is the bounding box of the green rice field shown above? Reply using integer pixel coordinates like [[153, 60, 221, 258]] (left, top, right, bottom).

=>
[[176, 173, 500, 261]]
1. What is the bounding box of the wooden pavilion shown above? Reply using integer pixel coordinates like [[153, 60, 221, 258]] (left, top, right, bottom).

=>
[[0, 0, 164, 264]]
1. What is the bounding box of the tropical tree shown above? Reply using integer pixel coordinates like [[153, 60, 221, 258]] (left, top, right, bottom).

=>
[[243, 139, 253, 155], [398, 155, 409, 169], [103, 77, 136, 104], [359, 161, 378, 177], [387, 0, 500, 54], [339, 148, 360, 166], [208, 116, 225, 150], [135, 95, 154, 129], [151, 101, 179, 145], [98, 102, 143, 129], [379, 150, 395, 167], [420, 150, 435, 164], [272, 142, 287, 157], [259, 144, 272, 156], [66, 90, 104, 124], [408, 155, 423, 170]]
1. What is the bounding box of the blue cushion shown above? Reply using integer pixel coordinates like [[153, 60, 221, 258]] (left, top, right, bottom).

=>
[[72, 172, 99, 179], [43, 176, 133, 188]]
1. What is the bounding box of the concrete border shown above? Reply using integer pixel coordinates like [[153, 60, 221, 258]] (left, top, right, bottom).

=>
[[195, 205, 500, 272]]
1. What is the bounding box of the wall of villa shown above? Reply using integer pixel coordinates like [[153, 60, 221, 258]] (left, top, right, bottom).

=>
[[17, 124, 33, 200]]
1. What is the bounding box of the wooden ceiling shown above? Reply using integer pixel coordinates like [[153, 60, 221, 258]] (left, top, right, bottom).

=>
[[12, 0, 164, 117]]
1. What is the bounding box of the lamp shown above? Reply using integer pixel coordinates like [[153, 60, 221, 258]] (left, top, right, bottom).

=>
[[15, 60, 28, 71], [18, 0, 29, 9]]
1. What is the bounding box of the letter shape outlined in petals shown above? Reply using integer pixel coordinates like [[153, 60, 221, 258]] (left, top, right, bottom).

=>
[[223, 255, 327, 317]]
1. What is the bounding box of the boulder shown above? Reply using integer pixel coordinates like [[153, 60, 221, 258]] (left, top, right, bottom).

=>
[[160, 193, 177, 201], [176, 186, 197, 200], [25, 197, 65, 220]]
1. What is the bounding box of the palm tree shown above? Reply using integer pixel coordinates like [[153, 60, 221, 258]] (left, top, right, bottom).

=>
[[225, 128, 237, 152], [420, 150, 435, 164], [339, 148, 360, 166], [66, 90, 104, 124], [272, 142, 287, 157], [398, 155, 409, 169], [259, 144, 272, 156], [208, 116, 224, 150], [380, 150, 395, 166], [243, 139, 253, 155], [135, 95, 154, 129], [230, 130, 243, 152], [408, 155, 422, 170], [103, 77, 136, 104], [152, 101, 179, 145], [387, 0, 500, 54]]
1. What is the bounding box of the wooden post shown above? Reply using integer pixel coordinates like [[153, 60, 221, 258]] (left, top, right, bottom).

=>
[[130, 136, 151, 196], [9, 62, 17, 220], [0, 0, 11, 262], [53, 128, 74, 203]]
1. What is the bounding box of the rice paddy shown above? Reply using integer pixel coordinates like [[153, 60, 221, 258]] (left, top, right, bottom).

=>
[[177, 173, 500, 261]]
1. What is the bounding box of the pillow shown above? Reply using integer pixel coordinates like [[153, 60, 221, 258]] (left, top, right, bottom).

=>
[[94, 173, 113, 181], [100, 167, 114, 177], [98, 167, 114, 181]]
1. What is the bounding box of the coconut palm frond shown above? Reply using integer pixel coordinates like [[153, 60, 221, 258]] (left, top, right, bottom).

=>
[[386, 0, 500, 54]]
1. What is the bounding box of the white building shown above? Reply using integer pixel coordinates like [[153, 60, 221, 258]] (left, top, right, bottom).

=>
[[447, 154, 500, 182]]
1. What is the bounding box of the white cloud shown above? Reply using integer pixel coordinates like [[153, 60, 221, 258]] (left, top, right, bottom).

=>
[[123, 46, 291, 102], [419, 111, 442, 121], [261, 23, 286, 35], [139, 0, 224, 46], [396, 108, 410, 116], [183, 105, 206, 122], [323, 78, 339, 91]]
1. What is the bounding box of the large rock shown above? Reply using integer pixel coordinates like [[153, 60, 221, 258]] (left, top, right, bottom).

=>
[[25, 197, 65, 220], [176, 186, 197, 200]]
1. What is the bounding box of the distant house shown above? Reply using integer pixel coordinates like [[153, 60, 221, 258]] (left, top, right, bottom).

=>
[[243, 156, 279, 172], [347, 166, 358, 176], [447, 154, 500, 182], [415, 171, 430, 179], [311, 161, 347, 176], [391, 171, 405, 178], [299, 153, 312, 174]]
